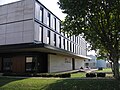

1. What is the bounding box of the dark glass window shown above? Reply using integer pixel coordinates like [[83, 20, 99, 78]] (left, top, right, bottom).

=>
[[67, 41, 69, 50], [73, 44, 74, 52], [70, 42, 72, 51], [26, 57, 36, 72], [3, 57, 12, 72], [40, 7, 43, 22], [54, 34, 56, 46], [59, 36, 61, 48], [63, 38, 65, 49], [47, 13, 50, 27]]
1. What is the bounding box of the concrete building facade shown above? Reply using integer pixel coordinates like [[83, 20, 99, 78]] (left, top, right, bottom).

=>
[[0, 0, 89, 73]]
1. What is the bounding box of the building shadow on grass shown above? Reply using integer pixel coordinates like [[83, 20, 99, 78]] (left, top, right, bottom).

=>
[[0, 76, 25, 88], [45, 78, 120, 90]]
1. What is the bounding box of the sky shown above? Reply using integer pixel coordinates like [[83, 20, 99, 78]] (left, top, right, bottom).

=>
[[0, 0, 66, 20], [0, 0, 96, 56]]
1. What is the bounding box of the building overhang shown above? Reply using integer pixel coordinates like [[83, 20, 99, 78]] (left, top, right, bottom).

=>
[[0, 43, 90, 59]]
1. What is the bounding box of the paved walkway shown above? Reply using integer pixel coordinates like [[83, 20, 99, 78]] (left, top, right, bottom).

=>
[[84, 69, 98, 73]]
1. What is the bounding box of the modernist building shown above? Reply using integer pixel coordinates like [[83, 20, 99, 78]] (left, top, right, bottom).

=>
[[0, 0, 89, 73]]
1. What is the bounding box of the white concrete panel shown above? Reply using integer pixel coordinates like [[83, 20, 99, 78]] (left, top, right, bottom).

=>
[[0, 25, 6, 34], [6, 32, 23, 44], [48, 54, 72, 72], [24, 20, 34, 31], [0, 14, 7, 24], [23, 31, 34, 43], [17, 1, 24, 10], [23, 0, 34, 20], [7, 12, 15, 22], [24, 0, 34, 6], [14, 22, 24, 32], [6, 22, 23, 33], [15, 10, 24, 21], [0, 34, 5, 45], [0, 5, 7, 15], [6, 23, 14, 33], [24, 9, 34, 20], [7, 3, 17, 13]]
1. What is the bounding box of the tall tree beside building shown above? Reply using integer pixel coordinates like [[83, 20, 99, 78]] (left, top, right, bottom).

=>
[[58, 0, 120, 79]]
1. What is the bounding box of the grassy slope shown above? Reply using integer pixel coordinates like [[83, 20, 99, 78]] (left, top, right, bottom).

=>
[[0, 77, 120, 90]]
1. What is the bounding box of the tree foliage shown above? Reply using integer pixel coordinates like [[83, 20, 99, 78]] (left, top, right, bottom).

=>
[[58, 0, 120, 79]]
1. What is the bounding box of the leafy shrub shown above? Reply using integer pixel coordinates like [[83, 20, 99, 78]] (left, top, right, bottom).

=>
[[3, 72, 71, 78], [86, 73, 96, 77], [97, 73, 106, 77]]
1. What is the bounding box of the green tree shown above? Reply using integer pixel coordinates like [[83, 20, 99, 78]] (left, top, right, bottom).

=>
[[58, 0, 120, 79]]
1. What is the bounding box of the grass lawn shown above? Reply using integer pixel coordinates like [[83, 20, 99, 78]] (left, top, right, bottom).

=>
[[96, 68, 112, 73], [0, 77, 120, 90], [71, 68, 114, 78], [71, 72, 86, 78]]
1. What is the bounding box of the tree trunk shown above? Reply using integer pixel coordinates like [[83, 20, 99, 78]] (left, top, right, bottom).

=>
[[113, 58, 119, 79], [110, 62, 114, 75]]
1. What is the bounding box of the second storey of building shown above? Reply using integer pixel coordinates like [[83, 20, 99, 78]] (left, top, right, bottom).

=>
[[0, 0, 87, 56]]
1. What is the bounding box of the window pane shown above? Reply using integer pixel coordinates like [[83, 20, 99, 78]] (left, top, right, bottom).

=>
[[39, 26, 43, 42], [26, 57, 32, 71], [47, 13, 50, 27], [26, 57, 32, 63], [35, 2, 40, 20], [47, 30, 50, 44], [26, 57, 36, 72], [40, 7, 43, 22], [53, 18, 56, 30]]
